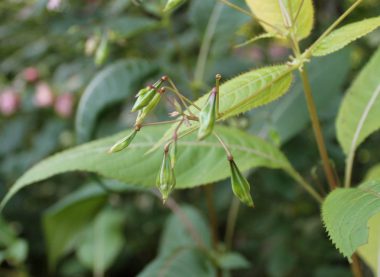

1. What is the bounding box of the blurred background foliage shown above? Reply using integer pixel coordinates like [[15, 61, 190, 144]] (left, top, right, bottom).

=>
[[0, 0, 380, 276]]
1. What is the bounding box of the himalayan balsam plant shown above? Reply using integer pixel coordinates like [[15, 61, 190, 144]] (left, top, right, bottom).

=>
[[1, 0, 380, 276]]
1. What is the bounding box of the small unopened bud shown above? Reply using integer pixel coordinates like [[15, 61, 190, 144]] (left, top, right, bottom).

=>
[[156, 149, 176, 203], [95, 34, 109, 66], [197, 88, 217, 140], [229, 159, 254, 207], [108, 129, 137, 153]]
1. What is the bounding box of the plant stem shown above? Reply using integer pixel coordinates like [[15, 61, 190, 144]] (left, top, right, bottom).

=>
[[224, 197, 240, 249], [351, 254, 363, 277], [299, 69, 337, 190], [205, 184, 219, 248]]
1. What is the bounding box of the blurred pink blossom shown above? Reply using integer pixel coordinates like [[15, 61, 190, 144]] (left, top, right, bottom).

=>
[[268, 44, 289, 60], [34, 82, 54, 107], [47, 0, 61, 11], [23, 67, 39, 82], [0, 89, 19, 116], [54, 93, 74, 118]]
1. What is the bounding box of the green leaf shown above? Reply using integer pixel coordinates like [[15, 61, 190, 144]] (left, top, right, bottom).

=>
[[76, 209, 125, 275], [43, 184, 109, 269], [322, 180, 380, 260], [106, 16, 159, 38], [75, 59, 156, 143], [336, 47, 380, 155], [1, 125, 295, 211], [357, 164, 380, 276], [163, 0, 187, 14], [138, 206, 215, 277], [250, 48, 350, 144], [43, 181, 141, 270], [313, 17, 380, 56], [245, 0, 314, 40], [153, 64, 293, 150], [214, 252, 250, 270]]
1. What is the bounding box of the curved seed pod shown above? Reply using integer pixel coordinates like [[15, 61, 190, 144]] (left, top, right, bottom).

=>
[[135, 86, 150, 98], [198, 88, 217, 140], [163, 0, 186, 13], [108, 129, 137, 153], [135, 89, 163, 125], [156, 150, 176, 203], [95, 34, 109, 66], [229, 159, 254, 207], [169, 140, 177, 168]]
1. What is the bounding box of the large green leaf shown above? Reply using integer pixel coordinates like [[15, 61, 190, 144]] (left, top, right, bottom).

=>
[[1, 125, 295, 210], [75, 59, 156, 143], [336, 47, 380, 155], [250, 48, 349, 143], [153, 64, 294, 150], [76, 209, 125, 275], [322, 180, 380, 260], [312, 16, 380, 56], [245, 0, 314, 40], [138, 206, 215, 277]]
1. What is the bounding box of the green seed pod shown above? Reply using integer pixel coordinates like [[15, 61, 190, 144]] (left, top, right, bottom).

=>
[[131, 87, 156, 112], [169, 140, 177, 168], [229, 159, 254, 207], [163, 0, 186, 13], [95, 34, 109, 66], [197, 88, 217, 140], [156, 150, 176, 203], [108, 130, 137, 153], [132, 79, 165, 112], [135, 89, 163, 125]]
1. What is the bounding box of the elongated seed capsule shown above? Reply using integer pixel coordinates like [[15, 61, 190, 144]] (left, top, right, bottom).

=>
[[131, 78, 166, 112], [135, 86, 151, 98], [156, 149, 176, 203], [197, 88, 217, 140], [135, 88, 164, 125], [229, 159, 254, 207], [108, 129, 138, 153], [95, 34, 109, 66], [163, 0, 186, 13]]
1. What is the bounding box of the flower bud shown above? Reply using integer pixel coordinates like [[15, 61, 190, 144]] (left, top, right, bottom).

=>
[[54, 93, 74, 118], [108, 129, 137, 153], [163, 0, 186, 13], [197, 88, 217, 140], [229, 159, 254, 207], [156, 150, 176, 203], [95, 34, 109, 66]]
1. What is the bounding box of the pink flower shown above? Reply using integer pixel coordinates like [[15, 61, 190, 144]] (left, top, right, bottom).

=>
[[23, 67, 39, 82], [0, 89, 19, 116], [54, 93, 74, 118], [268, 44, 289, 60], [34, 82, 54, 107], [47, 0, 61, 11]]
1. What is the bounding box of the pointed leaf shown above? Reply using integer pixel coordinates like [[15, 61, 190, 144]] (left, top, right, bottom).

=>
[[245, 0, 314, 40], [322, 180, 380, 260], [1, 125, 296, 210], [313, 17, 380, 56], [336, 47, 380, 155]]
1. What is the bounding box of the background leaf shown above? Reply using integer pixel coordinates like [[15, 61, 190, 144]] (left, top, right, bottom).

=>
[[75, 59, 157, 143], [312, 16, 380, 56], [322, 180, 380, 260], [336, 46, 380, 155], [245, 0, 314, 40], [1, 125, 296, 209], [138, 206, 215, 277]]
